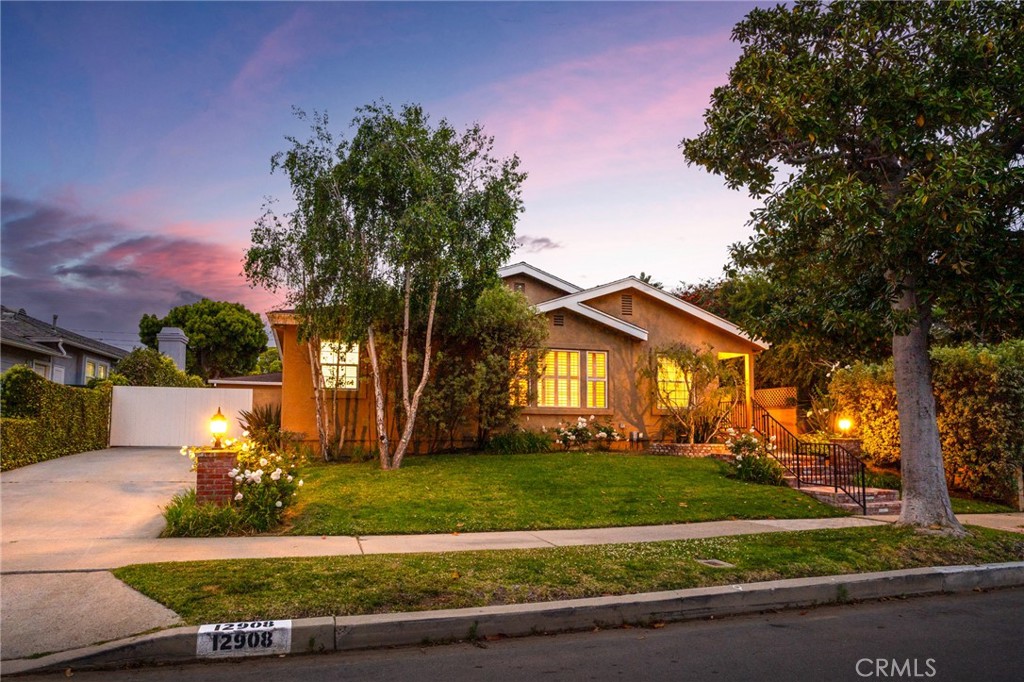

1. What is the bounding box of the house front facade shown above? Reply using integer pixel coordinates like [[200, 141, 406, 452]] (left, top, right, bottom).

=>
[[269, 263, 767, 454], [0, 306, 128, 385]]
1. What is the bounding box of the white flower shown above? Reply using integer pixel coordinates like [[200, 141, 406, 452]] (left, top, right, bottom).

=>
[[242, 430, 250, 437], [259, 457, 269, 467], [234, 492, 243, 501], [596, 432, 607, 439], [235, 475, 244, 483], [769, 435, 777, 442], [228, 468, 239, 478], [275, 500, 283, 508], [271, 468, 282, 481], [736, 454, 744, 461], [287, 475, 294, 483], [297, 480, 304, 487]]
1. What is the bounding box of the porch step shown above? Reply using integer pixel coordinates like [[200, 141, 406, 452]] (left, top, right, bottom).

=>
[[787, 480, 902, 515]]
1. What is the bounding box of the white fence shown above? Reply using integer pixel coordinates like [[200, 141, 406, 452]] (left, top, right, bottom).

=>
[[110, 386, 253, 447]]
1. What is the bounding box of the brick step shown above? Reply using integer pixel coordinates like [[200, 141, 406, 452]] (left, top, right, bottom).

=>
[[783, 477, 902, 515]]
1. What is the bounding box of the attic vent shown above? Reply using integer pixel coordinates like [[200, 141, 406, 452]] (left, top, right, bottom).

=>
[[553, 313, 565, 327], [513, 282, 526, 293], [621, 294, 633, 316]]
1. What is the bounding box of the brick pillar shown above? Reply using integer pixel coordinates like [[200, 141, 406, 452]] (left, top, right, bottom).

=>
[[195, 449, 238, 505]]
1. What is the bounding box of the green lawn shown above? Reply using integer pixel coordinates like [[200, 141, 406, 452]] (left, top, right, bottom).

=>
[[114, 525, 1024, 625], [283, 452, 845, 536]]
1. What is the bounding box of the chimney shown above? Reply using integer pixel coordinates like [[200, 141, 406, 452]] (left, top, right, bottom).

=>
[[156, 327, 189, 371], [52, 314, 59, 330]]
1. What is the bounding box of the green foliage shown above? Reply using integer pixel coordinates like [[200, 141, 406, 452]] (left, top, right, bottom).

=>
[[161, 489, 244, 537], [114, 348, 205, 387], [0, 365, 112, 470], [86, 373, 130, 389], [254, 348, 282, 374], [484, 429, 552, 455], [245, 104, 527, 468], [172, 438, 305, 536], [552, 416, 622, 451], [830, 341, 1024, 502], [828, 363, 901, 466], [724, 428, 787, 486], [140, 300, 268, 379], [637, 343, 740, 444], [418, 285, 548, 450], [238, 403, 294, 452]]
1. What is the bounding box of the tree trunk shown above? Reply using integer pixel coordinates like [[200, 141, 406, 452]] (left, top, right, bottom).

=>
[[890, 278, 965, 535], [390, 282, 440, 470], [306, 336, 331, 462], [366, 325, 392, 469]]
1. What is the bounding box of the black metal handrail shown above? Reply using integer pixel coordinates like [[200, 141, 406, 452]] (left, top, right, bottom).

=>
[[750, 400, 867, 514]]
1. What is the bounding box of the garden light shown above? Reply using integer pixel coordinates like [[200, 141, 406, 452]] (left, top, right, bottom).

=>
[[837, 417, 853, 434], [210, 407, 228, 449]]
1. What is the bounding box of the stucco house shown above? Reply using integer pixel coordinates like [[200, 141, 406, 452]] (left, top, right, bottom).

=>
[[0, 306, 128, 385], [269, 263, 767, 454]]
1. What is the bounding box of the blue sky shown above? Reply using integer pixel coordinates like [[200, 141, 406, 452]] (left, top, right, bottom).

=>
[[1, 1, 766, 348]]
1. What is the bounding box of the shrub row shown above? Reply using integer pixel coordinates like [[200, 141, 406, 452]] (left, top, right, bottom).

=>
[[0, 365, 112, 470], [829, 341, 1024, 503]]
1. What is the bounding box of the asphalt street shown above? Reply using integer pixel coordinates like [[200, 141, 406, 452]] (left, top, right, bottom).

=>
[[20, 587, 1024, 682]]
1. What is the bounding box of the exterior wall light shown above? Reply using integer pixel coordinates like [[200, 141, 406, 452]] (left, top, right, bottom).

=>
[[837, 417, 853, 434], [210, 406, 228, 449]]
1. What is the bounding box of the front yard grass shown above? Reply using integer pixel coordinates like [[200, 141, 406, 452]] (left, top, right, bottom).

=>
[[114, 525, 1024, 625], [283, 452, 845, 536]]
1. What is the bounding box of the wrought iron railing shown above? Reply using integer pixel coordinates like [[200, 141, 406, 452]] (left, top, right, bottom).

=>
[[751, 400, 867, 514]]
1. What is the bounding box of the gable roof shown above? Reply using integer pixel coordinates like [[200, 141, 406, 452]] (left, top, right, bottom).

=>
[[498, 262, 582, 295], [527, 273, 768, 350], [0, 306, 130, 361]]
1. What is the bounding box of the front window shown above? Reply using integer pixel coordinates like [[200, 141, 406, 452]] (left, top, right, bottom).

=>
[[319, 341, 359, 390], [586, 351, 607, 408], [657, 356, 691, 409], [537, 350, 580, 407]]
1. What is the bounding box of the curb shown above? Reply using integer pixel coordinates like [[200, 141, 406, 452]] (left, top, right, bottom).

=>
[[5, 562, 1023, 675]]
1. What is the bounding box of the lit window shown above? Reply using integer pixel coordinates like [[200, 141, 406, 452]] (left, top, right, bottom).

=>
[[586, 351, 607, 409], [320, 341, 359, 390], [85, 360, 109, 380], [537, 350, 580, 407], [657, 356, 690, 409]]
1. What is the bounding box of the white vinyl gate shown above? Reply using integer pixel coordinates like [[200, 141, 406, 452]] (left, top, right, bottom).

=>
[[110, 386, 253, 447]]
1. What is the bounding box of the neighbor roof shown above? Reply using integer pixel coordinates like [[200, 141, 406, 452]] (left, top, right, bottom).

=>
[[208, 372, 282, 386], [0, 306, 129, 360], [498, 262, 582, 295]]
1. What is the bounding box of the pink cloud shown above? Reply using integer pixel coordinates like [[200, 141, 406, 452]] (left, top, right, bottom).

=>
[[448, 31, 740, 195]]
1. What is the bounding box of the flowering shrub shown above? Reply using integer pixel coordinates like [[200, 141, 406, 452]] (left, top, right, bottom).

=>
[[176, 434, 304, 534], [725, 427, 786, 486], [552, 416, 622, 451]]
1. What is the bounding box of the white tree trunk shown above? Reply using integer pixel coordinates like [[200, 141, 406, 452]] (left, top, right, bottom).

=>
[[366, 325, 392, 469], [306, 336, 331, 461], [891, 280, 965, 535], [391, 282, 440, 469]]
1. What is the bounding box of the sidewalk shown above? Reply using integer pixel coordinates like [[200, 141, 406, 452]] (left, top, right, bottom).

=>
[[2, 449, 1022, 668], [3, 514, 1021, 665]]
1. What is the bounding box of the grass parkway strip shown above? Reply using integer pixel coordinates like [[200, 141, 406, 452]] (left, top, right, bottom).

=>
[[116, 525, 1024, 625]]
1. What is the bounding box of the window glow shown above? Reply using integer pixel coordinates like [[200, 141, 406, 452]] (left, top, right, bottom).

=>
[[537, 350, 580, 407], [320, 341, 359, 390], [657, 356, 691, 409], [586, 351, 607, 409]]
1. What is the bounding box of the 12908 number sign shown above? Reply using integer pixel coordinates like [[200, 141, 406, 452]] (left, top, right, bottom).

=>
[[197, 620, 292, 658]]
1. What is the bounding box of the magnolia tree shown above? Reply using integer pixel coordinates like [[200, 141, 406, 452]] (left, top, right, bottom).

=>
[[682, 1, 1024, 533], [246, 104, 525, 469]]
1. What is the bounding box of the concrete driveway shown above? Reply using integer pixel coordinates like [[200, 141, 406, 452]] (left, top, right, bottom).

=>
[[1, 447, 192, 661]]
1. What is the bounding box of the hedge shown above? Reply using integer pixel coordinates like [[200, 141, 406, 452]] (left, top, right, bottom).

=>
[[829, 340, 1024, 503], [0, 365, 113, 471]]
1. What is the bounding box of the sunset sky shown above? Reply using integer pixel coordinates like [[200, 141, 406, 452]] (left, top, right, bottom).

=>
[[1, 1, 768, 349]]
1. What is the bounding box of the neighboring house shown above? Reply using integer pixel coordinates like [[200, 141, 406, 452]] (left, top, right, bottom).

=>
[[269, 263, 767, 454], [208, 372, 283, 410], [0, 306, 128, 385]]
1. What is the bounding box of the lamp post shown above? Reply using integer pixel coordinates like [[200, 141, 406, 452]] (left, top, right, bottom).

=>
[[210, 407, 228, 449], [837, 417, 853, 435]]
